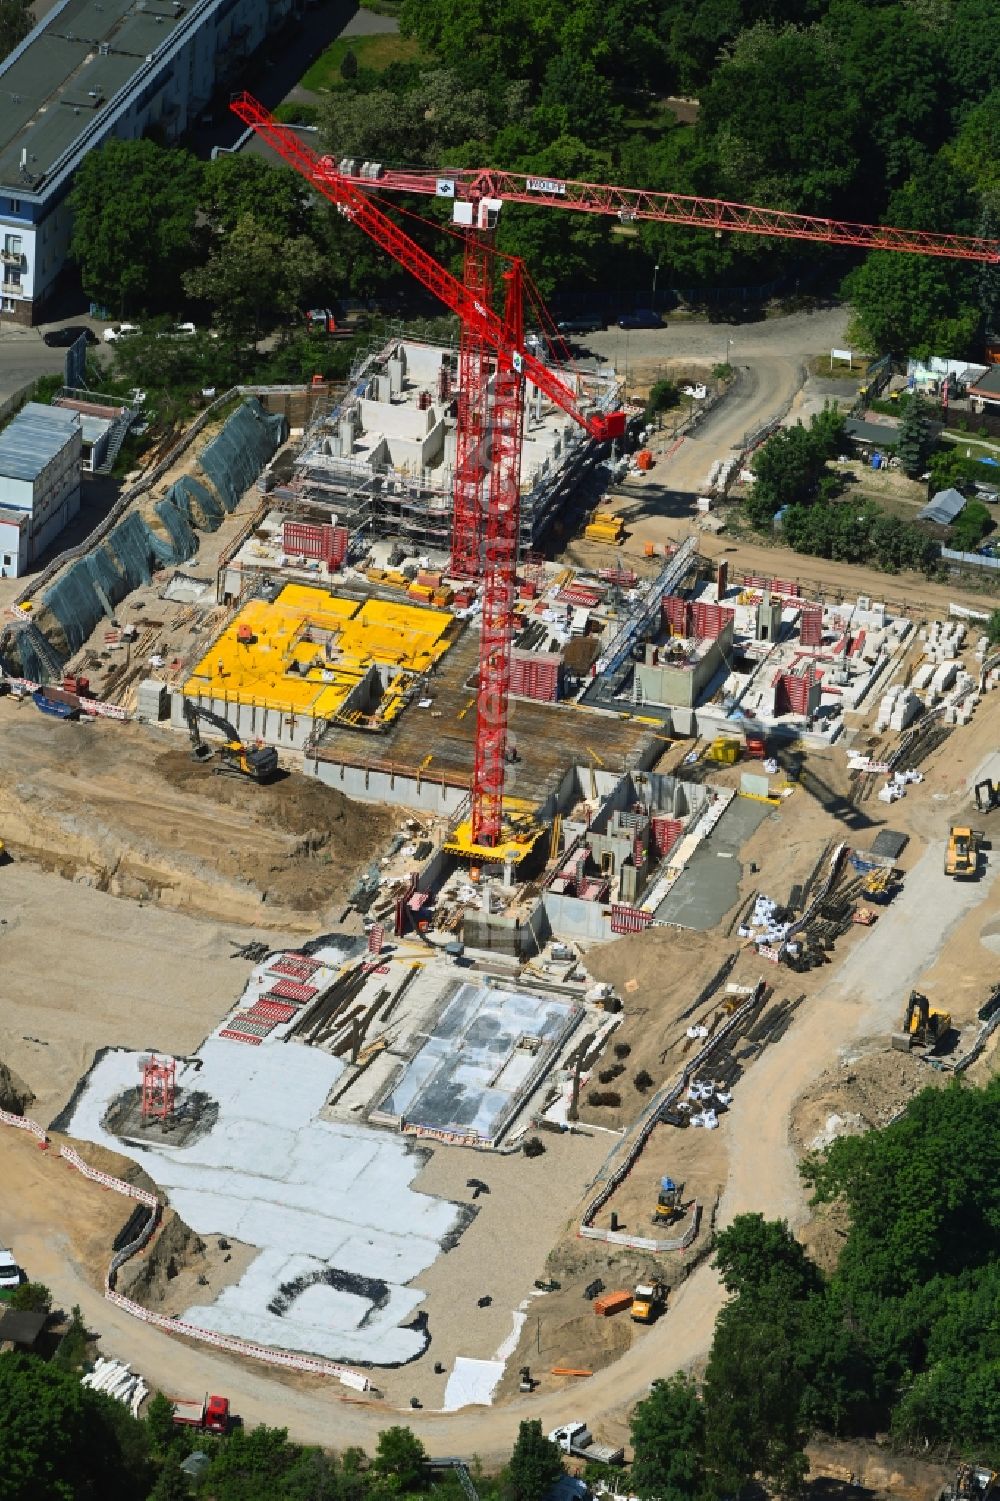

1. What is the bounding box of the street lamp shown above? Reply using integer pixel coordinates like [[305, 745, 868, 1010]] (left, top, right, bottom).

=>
[[652, 263, 661, 307], [726, 336, 733, 366]]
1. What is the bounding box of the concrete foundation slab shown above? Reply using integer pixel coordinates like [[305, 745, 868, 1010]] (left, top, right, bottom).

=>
[[656, 797, 773, 930], [379, 980, 581, 1146]]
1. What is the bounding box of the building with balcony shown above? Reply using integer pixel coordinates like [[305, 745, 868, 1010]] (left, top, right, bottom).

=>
[[0, 0, 298, 326]]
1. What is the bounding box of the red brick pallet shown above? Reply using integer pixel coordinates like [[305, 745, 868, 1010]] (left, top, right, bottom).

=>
[[266, 978, 318, 1003], [219, 1029, 263, 1046], [268, 955, 321, 982], [245, 999, 297, 1024]]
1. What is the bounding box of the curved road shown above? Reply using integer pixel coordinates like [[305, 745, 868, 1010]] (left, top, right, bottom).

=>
[[3, 833, 987, 1458]]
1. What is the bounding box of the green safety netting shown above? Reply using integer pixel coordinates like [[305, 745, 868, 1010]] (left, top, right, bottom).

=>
[[11, 398, 286, 670]]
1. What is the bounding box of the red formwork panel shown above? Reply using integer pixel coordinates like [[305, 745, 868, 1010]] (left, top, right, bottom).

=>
[[651, 815, 684, 858], [799, 607, 823, 646], [663, 595, 692, 635], [509, 649, 560, 701], [282, 520, 348, 566], [690, 601, 734, 640]]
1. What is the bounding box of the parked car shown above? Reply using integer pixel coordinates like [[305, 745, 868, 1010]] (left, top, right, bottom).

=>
[[555, 315, 604, 335], [618, 309, 663, 329], [0, 1248, 22, 1293], [42, 324, 97, 347], [103, 323, 140, 343], [172, 321, 196, 336]]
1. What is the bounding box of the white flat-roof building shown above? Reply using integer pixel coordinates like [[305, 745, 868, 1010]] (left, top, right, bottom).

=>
[[0, 0, 297, 325], [0, 401, 82, 575]]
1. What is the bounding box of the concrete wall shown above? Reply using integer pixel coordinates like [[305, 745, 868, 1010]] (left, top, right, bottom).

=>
[[634, 622, 733, 710], [172, 691, 316, 752], [305, 753, 470, 816], [542, 891, 614, 943], [463, 902, 550, 959]]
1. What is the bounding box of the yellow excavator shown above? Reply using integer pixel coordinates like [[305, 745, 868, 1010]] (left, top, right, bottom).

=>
[[183, 702, 278, 783], [892, 991, 951, 1053], [652, 1176, 684, 1228], [945, 825, 982, 878]]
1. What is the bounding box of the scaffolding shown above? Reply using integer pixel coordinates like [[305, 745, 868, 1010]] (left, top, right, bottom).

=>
[[140, 1055, 176, 1123], [284, 336, 623, 558]]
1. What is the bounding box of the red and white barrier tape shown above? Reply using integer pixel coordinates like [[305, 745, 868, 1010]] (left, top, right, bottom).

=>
[[59, 1144, 158, 1206], [0, 1106, 49, 1143], [59, 1144, 369, 1391]]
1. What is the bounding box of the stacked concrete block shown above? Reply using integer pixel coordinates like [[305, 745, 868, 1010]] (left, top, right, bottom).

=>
[[876, 684, 923, 732], [922, 619, 966, 663], [931, 661, 958, 694], [912, 663, 936, 693]]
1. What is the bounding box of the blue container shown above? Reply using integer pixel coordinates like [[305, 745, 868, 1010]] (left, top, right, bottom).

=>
[[871, 452, 882, 470]]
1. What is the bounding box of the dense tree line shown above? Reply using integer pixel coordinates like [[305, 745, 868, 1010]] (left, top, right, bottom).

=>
[[744, 408, 947, 574], [0, 1354, 567, 1501], [365, 0, 1000, 346], [61, 1, 1000, 350], [629, 1079, 1000, 1500]]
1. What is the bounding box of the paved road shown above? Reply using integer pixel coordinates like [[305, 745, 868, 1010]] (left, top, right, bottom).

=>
[[0, 325, 73, 405], [4, 837, 990, 1458]]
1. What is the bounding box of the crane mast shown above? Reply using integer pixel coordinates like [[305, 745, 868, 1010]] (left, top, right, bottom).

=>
[[230, 94, 624, 847]]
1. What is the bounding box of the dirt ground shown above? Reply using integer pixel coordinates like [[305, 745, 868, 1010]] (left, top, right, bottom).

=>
[[0, 703, 390, 927], [0, 861, 301, 1123]]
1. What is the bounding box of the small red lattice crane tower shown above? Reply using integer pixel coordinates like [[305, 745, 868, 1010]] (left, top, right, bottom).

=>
[[140, 1055, 176, 1124]]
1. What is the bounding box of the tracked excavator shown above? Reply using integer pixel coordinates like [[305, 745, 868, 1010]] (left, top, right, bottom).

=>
[[891, 991, 952, 1053], [183, 702, 278, 782]]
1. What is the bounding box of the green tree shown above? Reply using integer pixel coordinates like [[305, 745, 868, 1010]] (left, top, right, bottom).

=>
[[146, 1452, 189, 1501], [702, 1293, 809, 1497], [951, 498, 993, 550], [340, 47, 359, 81], [630, 1374, 705, 1501], [0, 0, 31, 57], [144, 1392, 177, 1454], [372, 1426, 426, 1491], [9, 1280, 52, 1313], [746, 409, 846, 528], [897, 395, 933, 477], [713, 1214, 821, 1300], [68, 139, 204, 314], [986, 609, 1000, 645], [506, 1420, 564, 1501], [0, 1352, 150, 1501], [698, 23, 862, 214], [182, 215, 325, 348], [844, 157, 982, 358], [202, 154, 312, 239]]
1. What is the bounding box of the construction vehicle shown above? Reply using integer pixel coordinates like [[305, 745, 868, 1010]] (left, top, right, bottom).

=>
[[548, 1423, 624, 1467], [183, 702, 278, 782], [630, 1279, 667, 1323], [652, 1176, 684, 1227], [945, 825, 983, 878], [943, 1465, 999, 1501], [171, 1394, 232, 1434], [974, 778, 1000, 813], [891, 991, 952, 1053]]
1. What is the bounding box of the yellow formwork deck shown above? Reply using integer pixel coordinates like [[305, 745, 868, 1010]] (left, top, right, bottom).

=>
[[184, 583, 456, 724], [443, 797, 547, 866]]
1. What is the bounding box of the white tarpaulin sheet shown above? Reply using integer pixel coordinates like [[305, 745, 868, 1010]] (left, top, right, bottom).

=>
[[442, 1356, 504, 1410]]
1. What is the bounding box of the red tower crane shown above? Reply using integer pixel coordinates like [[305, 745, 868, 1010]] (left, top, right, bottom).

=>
[[231, 94, 624, 848], [231, 94, 1000, 849]]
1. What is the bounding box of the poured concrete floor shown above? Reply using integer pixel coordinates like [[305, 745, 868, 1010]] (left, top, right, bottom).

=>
[[656, 796, 774, 929], [381, 980, 580, 1144]]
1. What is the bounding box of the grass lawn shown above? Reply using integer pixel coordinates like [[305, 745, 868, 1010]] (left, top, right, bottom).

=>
[[939, 431, 1000, 461], [300, 32, 424, 92]]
